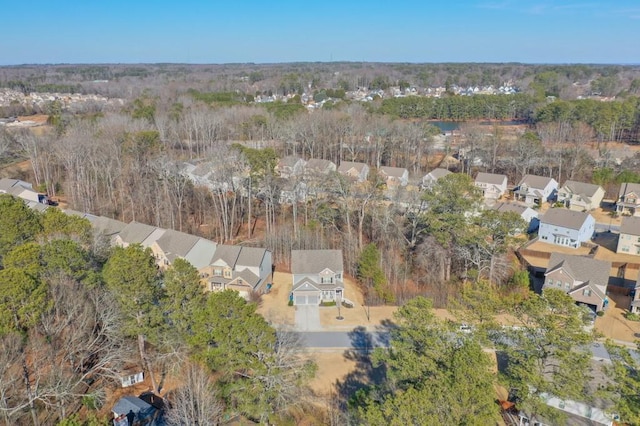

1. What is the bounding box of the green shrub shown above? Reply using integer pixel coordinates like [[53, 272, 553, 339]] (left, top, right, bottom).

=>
[[624, 311, 640, 321], [320, 301, 336, 307], [288, 300, 293, 307], [596, 310, 605, 317]]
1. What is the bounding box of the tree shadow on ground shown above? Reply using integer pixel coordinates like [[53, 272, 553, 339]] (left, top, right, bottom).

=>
[[333, 325, 392, 410]]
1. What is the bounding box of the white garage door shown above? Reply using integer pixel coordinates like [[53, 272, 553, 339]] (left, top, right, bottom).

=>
[[295, 294, 319, 305], [295, 295, 307, 305], [307, 295, 319, 305]]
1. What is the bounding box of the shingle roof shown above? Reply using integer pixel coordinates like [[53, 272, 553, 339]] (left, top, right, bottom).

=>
[[306, 158, 335, 172], [234, 268, 261, 288], [619, 182, 640, 198], [278, 156, 304, 168], [117, 222, 158, 244], [519, 174, 556, 189], [113, 396, 153, 417], [425, 168, 452, 180], [211, 245, 242, 267], [337, 161, 367, 173], [546, 253, 610, 288], [184, 238, 218, 269], [0, 178, 31, 192], [379, 166, 407, 178], [236, 246, 266, 268], [541, 208, 592, 230], [93, 216, 127, 236], [155, 229, 200, 261], [561, 180, 602, 198], [620, 216, 640, 236], [493, 202, 529, 215], [475, 172, 507, 186], [291, 250, 343, 274]]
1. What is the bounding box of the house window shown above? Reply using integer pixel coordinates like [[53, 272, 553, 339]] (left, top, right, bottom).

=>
[[336, 273, 342, 279], [213, 268, 222, 276], [556, 281, 562, 288], [622, 247, 629, 252], [583, 289, 591, 297], [321, 276, 333, 284], [541, 235, 547, 240], [565, 283, 570, 290], [224, 269, 232, 278]]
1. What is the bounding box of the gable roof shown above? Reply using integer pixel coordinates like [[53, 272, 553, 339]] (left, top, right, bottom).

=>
[[475, 172, 507, 185], [277, 156, 304, 168], [518, 174, 556, 189], [306, 158, 335, 172], [379, 166, 408, 178], [546, 253, 610, 287], [155, 229, 201, 261], [337, 161, 368, 173], [493, 202, 530, 216], [236, 246, 267, 268], [93, 216, 127, 236], [184, 238, 218, 269], [211, 245, 242, 267], [619, 182, 640, 198], [0, 178, 32, 193], [113, 396, 153, 417], [540, 208, 592, 230], [425, 168, 452, 180], [560, 180, 603, 198], [620, 216, 640, 236], [117, 222, 159, 245], [291, 249, 343, 274]]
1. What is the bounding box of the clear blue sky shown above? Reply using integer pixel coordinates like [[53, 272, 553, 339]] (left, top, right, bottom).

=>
[[1, 0, 638, 64]]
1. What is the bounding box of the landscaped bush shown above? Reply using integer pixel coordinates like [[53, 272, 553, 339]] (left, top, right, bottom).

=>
[[320, 301, 336, 307], [288, 300, 293, 307], [624, 311, 640, 321], [596, 310, 605, 317]]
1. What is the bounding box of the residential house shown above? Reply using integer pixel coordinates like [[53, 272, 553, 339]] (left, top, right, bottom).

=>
[[630, 274, 640, 314], [492, 202, 539, 233], [337, 161, 370, 183], [616, 182, 640, 217], [616, 216, 640, 256], [421, 168, 451, 189], [0, 177, 48, 204], [514, 174, 558, 206], [538, 208, 595, 248], [378, 166, 409, 187], [199, 245, 272, 298], [183, 238, 218, 270], [474, 172, 508, 200], [113, 221, 166, 249], [91, 216, 127, 241], [279, 179, 308, 204], [291, 249, 344, 305], [556, 180, 605, 211], [544, 253, 610, 312], [151, 229, 201, 268], [112, 396, 159, 426], [304, 158, 337, 177], [275, 156, 306, 179]]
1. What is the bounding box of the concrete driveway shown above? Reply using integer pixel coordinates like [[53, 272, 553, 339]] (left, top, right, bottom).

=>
[[295, 305, 321, 331]]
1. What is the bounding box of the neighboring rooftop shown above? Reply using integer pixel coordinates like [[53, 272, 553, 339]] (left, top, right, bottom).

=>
[[425, 168, 452, 180], [560, 180, 602, 197], [541, 208, 591, 230], [117, 222, 159, 244], [619, 182, 640, 197], [547, 253, 611, 287], [337, 161, 368, 173], [155, 229, 200, 261], [518, 174, 556, 188], [620, 216, 640, 236], [379, 166, 407, 178], [493, 202, 530, 215], [475, 172, 507, 185]]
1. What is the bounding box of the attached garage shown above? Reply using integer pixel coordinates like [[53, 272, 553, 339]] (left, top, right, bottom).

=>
[[295, 294, 319, 305]]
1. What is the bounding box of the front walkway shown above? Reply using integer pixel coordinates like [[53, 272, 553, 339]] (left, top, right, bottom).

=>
[[295, 305, 321, 331]]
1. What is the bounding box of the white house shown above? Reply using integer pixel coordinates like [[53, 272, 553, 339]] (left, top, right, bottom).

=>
[[557, 180, 605, 211], [616, 182, 640, 217], [492, 202, 539, 233], [422, 168, 452, 189], [538, 208, 595, 248], [474, 172, 508, 200], [291, 249, 344, 305], [514, 174, 558, 206]]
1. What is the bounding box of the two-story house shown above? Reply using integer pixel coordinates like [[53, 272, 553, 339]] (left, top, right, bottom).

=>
[[474, 172, 508, 200], [544, 253, 610, 312], [421, 168, 452, 189], [616, 182, 640, 217], [616, 216, 640, 256], [304, 159, 337, 177], [291, 249, 344, 305], [275, 156, 307, 179], [492, 202, 539, 233], [538, 208, 595, 248], [631, 274, 640, 314], [199, 245, 272, 298], [0, 178, 48, 204], [514, 174, 558, 206], [150, 229, 201, 268], [337, 161, 370, 183], [556, 180, 605, 211], [378, 166, 409, 187]]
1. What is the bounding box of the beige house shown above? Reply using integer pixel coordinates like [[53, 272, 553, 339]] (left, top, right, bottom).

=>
[[557, 180, 605, 211], [291, 249, 344, 305], [378, 166, 409, 187], [337, 161, 369, 183], [474, 172, 508, 200], [113, 222, 166, 249], [616, 182, 640, 217], [616, 216, 640, 256], [275, 156, 306, 179], [150, 229, 201, 268], [544, 253, 610, 312]]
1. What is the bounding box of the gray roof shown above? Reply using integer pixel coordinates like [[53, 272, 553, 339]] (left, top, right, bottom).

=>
[[306, 158, 335, 172], [379, 166, 408, 178], [475, 172, 507, 186], [493, 202, 529, 215], [235, 268, 261, 288], [236, 246, 267, 268], [184, 238, 218, 269], [92, 216, 127, 236], [546, 253, 611, 288], [278, 156, 304, 168], [541, 208, 592, 230], [211, 245, 242, 267], [113, 396, 153, 417], [291, 249, 343, 274], [0, 178, 31, 192], [155, 229, 200, 261], [425, 168, 452, 180], [337, 161, 368, 173], [560, 180, 602, 198], [118, 222, 159, 245], [620, 216, 640, 236], [518, 174, 556, 189], [619, 182, 640, 198]]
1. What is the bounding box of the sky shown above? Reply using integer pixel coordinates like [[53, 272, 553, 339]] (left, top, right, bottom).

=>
[[0, 0, 638, 65]]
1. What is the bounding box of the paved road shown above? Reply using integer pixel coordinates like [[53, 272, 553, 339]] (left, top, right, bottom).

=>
[[297, 331, 390, 349], [294, 305, 321, 331]]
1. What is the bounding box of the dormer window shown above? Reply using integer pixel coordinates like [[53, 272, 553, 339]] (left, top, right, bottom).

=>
[[214, 268, 222, 276], [583, 289, 591, 297]]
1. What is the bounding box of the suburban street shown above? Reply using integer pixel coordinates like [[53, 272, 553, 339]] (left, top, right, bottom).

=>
[[296, 331, 390, 350]]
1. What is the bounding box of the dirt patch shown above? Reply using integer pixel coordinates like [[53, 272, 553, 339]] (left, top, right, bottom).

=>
[[256, 271, 295, 328], [595, 292, 640, 342], [307, 352, 358, 396]]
